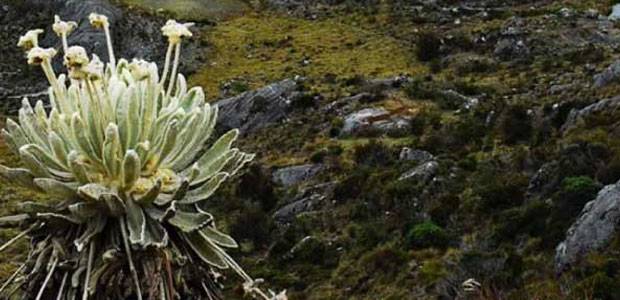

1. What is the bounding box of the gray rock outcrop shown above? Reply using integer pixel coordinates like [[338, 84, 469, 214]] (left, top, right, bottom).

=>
[[272, 164, 322, 187], [399, 148, 434, 164], [555, 180, 620, 272], [399, 161, 439, 183], [215, 79, 299, 134], [561, 96, 620, 132], [593, 60, 620, 88]]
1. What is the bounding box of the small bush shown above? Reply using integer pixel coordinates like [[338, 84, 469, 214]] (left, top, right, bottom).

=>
[[498, 104, 532, 145], [406, 221, 450, 249], [230, 203, 273, 248], [554, 176, 601, 216], [353, 140, 395, 167], [360, 246, 408, 274], [416, 31, 442, 62]]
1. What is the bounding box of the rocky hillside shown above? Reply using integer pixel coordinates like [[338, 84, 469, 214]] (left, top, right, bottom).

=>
[[3, 0, 620, 299]]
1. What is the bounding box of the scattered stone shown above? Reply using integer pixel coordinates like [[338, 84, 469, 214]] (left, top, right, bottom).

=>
[[555, 180, 620, 272], [592, 60, 620, 88], [215, 79, 299, 134], [341, 107, 411, 136], [399, 148, 434, 164], [399, 161, 439, 183], [272, 164, 322, 187]]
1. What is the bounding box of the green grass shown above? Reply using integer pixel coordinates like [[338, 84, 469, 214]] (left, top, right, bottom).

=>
[[190, 12, 424, 98]]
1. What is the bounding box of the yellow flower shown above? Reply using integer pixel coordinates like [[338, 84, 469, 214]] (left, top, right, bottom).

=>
[[64, 46, 89, 68], [26, 47, 57, 65], [17, 29, 44, 51], [89, 13, 109, 29], [161, 20, 194, 44], [52, 15, 77, 37], [128, 59, 152, 81]]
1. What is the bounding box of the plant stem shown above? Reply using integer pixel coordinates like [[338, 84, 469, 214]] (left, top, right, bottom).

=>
[[103, 25, 116, 72], [0, 224, 35, 252], [35, 257, 58, 300], [120, 217, 143, 300], [61, 33, 68, 54], [0, 263, 24, 295], [56, 272, 68, 300], [165, 43, 181, 99], [159, 43, 174, 88], [163, 251, 174, 300], [82, 241, 95, 300]]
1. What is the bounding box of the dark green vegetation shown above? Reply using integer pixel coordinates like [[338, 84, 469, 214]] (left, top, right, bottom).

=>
[[5, 0, 620, 299]]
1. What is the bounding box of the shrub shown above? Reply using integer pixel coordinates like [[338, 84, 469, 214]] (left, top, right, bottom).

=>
[[554, 176, 601, 217], [361, 245, 408, 274], [416, 31, 442, 62], [498, 104, 532, 144], [353, 140, 395, 167], [406, 221, 450, 249]]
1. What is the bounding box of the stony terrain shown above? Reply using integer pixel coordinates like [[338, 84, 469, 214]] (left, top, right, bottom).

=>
[[3, 0, 620, 299]]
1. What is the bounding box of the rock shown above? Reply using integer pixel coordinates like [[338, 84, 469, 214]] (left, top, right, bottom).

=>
[[215, 79, 299, 134], [341, 107, 411, 136], [525, 143, 609, 201], [272, 164, 322, 187], [555, 180, 620, 272], [399, 161, 439, 183], [561, 96, 620, 132], [322, 93, 375, 115], [273, 182, 335, 224], [609, 4, 620, 21], [585, 9, 600, 19], [525, 161, 560, 201], [592, 60, 620, 88], [437, 89, 480, 111], [399, 147, 434, 164], [494, 38, 530, 61], [558, 7, 575, 18]]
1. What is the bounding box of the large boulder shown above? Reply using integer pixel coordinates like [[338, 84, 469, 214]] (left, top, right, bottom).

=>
[[341, 107, 411, 136], [399, 147, 435, 164], [215, 79, 299, 134], [399, 161, 439, 183], [272, 164, 322, 187], [555, 180, 620, 272]]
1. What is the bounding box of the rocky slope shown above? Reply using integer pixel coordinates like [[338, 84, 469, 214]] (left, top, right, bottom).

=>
[[3, 0, 620, 299]]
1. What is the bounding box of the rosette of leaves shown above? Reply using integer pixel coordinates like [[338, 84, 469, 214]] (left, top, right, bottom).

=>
[[0, 14, 285, 300]]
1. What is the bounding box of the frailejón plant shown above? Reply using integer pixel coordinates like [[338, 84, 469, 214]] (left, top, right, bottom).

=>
[[0, 13, 285, 300]]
